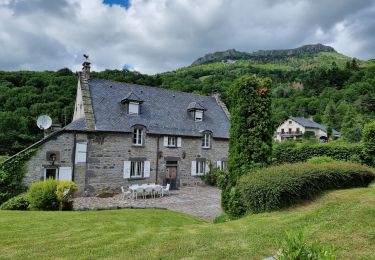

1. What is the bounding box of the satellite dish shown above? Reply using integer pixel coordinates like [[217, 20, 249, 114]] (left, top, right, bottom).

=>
[[37, 115, 52, 130]]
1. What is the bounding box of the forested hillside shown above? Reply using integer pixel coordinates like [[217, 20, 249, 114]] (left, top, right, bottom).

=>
[[1, 44, 374, 155]]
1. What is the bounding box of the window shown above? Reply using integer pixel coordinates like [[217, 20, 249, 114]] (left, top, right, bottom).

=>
[[221, 161, 227, 170], [167, 136, 177, 147], [202, 133, 211, 148], [130, 161, 144, 178], [296, 127, 300, 134], [45, 168, 58, 180], [196, 161, 206, 175], [195, 110, 203, 121], [289, 120, 292, 124], [281, 129, 285, 134], [288, 128, 292, 134], [75, 143, 87, 163], [128, 102, 139, 115], [133, 128, 144, 145]]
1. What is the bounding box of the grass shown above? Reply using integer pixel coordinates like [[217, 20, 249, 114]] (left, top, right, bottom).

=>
[[1, 185, 375, 259]]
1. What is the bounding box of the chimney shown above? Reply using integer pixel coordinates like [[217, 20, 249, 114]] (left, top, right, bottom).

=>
[[212, 89, 230, 119], [82, 54, 91, 80]]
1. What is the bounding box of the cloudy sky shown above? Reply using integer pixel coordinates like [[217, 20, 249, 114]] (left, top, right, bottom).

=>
[[0, 0, 374, 74]]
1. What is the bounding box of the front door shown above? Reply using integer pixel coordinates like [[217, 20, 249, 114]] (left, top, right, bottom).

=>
[[166, 166, 177, 189]]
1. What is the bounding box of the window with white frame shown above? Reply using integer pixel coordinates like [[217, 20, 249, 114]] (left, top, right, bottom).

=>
[[167, 136, 177, 147], [221, 161, 227, 170], [202, 133, 211, 148], [128, 102, 139, 115], [133, 128, 144, 145], [195, 110, 203, 121], [130, 161, 144, 178], [196, 160, 206, 175]]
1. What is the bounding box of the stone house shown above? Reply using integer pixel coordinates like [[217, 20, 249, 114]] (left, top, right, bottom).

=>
[[9, 61, 230, 195], [274, 116, 340, 141]]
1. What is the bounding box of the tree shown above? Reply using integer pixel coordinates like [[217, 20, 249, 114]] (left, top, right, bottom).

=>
[[341, 107, 362, 142], [221, 75, 273, 215], [322, 100, 337, 137], [362, 121, 375, 166]]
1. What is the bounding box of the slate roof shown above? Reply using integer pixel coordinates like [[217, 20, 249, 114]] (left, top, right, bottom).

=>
[[68, 78, 230, 139], [187, 102, 206, 111], [121, 91, 144, 103], [289, 116, 340, 136]]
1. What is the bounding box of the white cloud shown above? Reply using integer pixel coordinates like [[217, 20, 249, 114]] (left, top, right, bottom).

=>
[[0, 0, 374, 74]]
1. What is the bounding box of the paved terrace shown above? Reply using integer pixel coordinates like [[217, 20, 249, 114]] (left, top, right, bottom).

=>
[[73, 186, 222, 221]]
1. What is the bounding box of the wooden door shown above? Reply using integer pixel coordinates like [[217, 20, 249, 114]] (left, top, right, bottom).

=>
[[166, 166, 177, 189]]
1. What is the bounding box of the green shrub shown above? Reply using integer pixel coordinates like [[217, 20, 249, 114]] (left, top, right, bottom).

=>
[[362, 121, 375, 166], [201, 167, 225, 186], [276, 231, 336, 260], [0, 193, 29, 210], [273, 143, 364, 164], [237, 162, 375, 214], [307, 156, 337, 164], [56, 181, 78, 211], [27, 179, 59, 210]]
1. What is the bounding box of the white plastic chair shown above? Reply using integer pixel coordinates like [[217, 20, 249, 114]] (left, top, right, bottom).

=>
[[135, 186, 144, 200], [121, 186, 131, 200], [162, 183, 170, 197], [153, 185, 162, 198], [144, 186, 153, 199]]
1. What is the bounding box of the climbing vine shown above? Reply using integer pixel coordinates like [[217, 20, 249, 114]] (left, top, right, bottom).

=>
[[0, 148, 37, 205]]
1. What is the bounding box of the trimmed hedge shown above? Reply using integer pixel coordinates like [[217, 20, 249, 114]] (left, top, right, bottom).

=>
[[273, 143, 363, 164], [237, 162, 375, 214], [27, 179, 59, 210]]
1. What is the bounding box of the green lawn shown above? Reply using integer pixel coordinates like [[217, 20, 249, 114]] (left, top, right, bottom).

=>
[[1, 185, 375, 259]]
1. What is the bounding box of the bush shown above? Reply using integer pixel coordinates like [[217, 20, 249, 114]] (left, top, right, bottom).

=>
[[0, 193, 29, 210], [236, 162, 375, 215], [56, 181, 78, 210], [201, 167, 225, 186], [276, 231, 336, 260], [362, 121, 375, 166], [307, 156, 337, 164], [273, 143, 364, 164], [27, 179, 59, 210]]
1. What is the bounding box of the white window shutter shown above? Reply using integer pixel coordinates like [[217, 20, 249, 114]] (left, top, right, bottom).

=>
[[216, 161, 221, 169], [177, 137, 182, 147], [163, 136, 168, 147], [205, 162, 210, 174], [123, 161, 131, 179], [59, 167, 72, 181], [191, 161, 196, 176], [75, 143, 87, 163], [144, 161, 151, 178]]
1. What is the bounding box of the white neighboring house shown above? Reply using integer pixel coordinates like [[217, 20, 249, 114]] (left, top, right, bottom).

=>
[[274, 116, 340, 141]]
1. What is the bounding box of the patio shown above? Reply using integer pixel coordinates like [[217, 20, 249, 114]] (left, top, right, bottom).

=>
[[73, 185, 222, 221]]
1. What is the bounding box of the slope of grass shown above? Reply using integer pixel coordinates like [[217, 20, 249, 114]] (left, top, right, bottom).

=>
[[0, 185, 374, 259]]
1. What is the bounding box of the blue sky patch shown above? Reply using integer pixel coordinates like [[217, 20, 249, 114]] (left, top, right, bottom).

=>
[[103, 0, 130, 9]]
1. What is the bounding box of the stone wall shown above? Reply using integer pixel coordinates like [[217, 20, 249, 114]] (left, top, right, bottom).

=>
[[25, 131, 229, 195]]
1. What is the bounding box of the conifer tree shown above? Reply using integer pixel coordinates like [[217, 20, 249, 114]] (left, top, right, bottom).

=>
[[341, 106, 362, 142], [221, 75, 273, 215]]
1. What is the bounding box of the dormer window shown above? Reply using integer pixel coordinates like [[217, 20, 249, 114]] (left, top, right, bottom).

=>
[[128, 102, 139, 115], [121, 91, 144, 115], [195, 110, 203, 121], [187, 102, 206, 122]]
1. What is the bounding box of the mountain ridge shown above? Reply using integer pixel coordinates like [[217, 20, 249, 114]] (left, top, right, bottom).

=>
[[192, 43, 337, 66]]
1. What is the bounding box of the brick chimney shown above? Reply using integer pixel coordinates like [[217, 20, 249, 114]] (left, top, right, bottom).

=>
[[212, 89, 230, 119], [82, 54, 91, 80]]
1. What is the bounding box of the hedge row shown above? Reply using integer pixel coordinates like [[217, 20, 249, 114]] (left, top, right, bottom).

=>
[[236, 162, 375, 214], [273, 143, 363, 164]]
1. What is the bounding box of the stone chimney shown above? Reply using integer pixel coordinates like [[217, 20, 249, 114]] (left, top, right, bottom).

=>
[[82, 55, 91, 80], [212, 89, 230, 119]]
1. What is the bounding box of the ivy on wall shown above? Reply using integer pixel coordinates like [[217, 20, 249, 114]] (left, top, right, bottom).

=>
[[0, 148, 37, 205]]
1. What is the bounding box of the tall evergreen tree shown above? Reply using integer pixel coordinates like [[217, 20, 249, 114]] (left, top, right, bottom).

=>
[[323, 100, 337, 137], [341, 107, 362, 142], [221, 75, 273, 215]]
